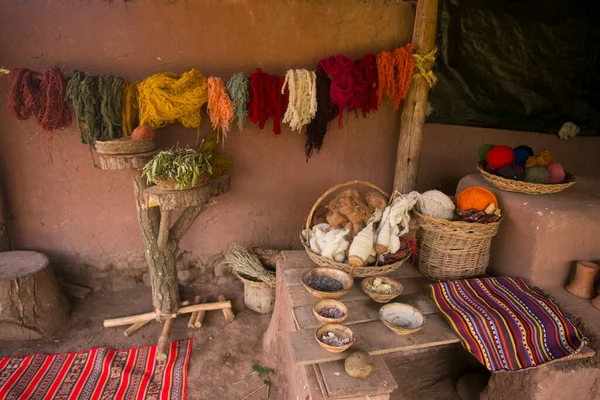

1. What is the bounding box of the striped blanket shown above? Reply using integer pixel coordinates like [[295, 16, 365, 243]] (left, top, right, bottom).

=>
[[429, 277, 585, 372], [0, 340, 191, 400]]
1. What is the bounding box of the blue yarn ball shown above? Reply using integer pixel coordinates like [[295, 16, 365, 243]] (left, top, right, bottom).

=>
[[514, 145, 534, 157], [513, 148, 530, 167]]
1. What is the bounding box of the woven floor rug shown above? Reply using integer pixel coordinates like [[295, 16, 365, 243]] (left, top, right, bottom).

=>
[[0, 340, 191, 400], [429, 277, 585, 372]]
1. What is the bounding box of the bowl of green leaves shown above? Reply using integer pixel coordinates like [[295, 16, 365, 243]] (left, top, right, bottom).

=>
[[142, 147, 213, 190]]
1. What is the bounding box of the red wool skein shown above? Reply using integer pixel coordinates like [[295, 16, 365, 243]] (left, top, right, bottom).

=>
[[8, 68, 41, 120], [353, 54, 379, 117], [247, 69, 288, 135], [317, 55, 355, 128], [486, 146, 515, 169]]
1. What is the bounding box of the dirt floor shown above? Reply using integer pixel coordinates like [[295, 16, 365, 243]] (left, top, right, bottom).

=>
[[0, 281, 285, 400]]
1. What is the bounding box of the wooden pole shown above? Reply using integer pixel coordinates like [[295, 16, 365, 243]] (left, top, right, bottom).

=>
[[218, 295, 235, 322], [393, 0, 439, 193], [157, 317, 174, 361], [188, 296, 201, 328], [124, 319, 152, 337]]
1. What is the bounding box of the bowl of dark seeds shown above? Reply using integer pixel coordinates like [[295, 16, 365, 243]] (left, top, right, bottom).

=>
[[313, 299, 348, 324], [315, 324, 355, 353], [302, 267, 354, 299]]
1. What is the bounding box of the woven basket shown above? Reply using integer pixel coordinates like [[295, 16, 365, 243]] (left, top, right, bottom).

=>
[[154, 170, 211, 191], [413, 210, 501, 281], [300, 180, 413, 278], [95, 137, 156, 155], [477, 163, 576, 195]]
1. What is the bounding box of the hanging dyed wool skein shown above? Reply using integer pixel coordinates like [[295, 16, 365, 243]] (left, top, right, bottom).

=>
[[207, 77, 234, 144], [138, 68, 208, 129], [281, 69, 317, 132], [247, 69, 288, 135], [8, 68, 41, 121], [226, 73, 249, 132], [354, 54, 379, 117], [99, 75, 124, 140], [37, 68, 72, 132], [376, 44, 415, 110], [317, 55, 355, 128], [122, 81, 140, 137], [66, 70, 102, 144], [305, 68, 339, 159]]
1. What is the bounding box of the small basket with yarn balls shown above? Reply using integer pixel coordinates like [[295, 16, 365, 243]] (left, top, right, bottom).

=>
[[416, 190, 455, 220]]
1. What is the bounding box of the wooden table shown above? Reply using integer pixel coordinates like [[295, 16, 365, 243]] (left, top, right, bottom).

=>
[[277, 251, 595, 399]]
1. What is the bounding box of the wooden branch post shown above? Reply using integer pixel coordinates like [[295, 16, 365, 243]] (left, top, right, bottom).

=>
[[97, 151, 232, 352], [394, 0, 439, 193]]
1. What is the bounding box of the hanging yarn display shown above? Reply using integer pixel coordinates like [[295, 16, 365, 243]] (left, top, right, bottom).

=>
[[247, 69, 287, 135], [376, 44, 415, 110], [66, 71, 101, 144], [317, 55, 355, 128], [281, 69, 317, 132], [122, 81, 140, 137], [456, 187, 498, 212], [207, 77, 234, 144], [416, 190, 455, 220], [305, 68, 339, 159], [137, 68, 208, 129], [226, 73, 249, 132], [353, 54, 379, 117], [8, 68, 41, 121]]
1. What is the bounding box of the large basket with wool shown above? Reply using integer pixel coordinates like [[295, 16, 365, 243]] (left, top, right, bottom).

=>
[[413, 210, 501, 281], [300, 181, 415, 278], [477, 163, 576, 195]]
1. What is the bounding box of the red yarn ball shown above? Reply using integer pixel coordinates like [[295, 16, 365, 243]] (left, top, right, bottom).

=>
[[486, 146, 515, 169]]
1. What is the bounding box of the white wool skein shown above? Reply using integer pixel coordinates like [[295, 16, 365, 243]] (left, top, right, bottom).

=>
[[417, 190, 455, 220], [281, 69, 317, 132]]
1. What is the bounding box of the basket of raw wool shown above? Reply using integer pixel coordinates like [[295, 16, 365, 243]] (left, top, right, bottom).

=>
[[412, 187, 502, 281], [300, 181, 417, 278]]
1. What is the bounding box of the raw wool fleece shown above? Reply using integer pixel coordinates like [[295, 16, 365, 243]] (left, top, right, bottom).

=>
[[281, 69, 317, 132], [375, 191, 419, 254], [308, 223, 350, 263]]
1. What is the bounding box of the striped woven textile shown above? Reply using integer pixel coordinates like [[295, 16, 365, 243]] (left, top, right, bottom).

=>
[[429, 277, 585, 372], [0, 340, 191, 400]]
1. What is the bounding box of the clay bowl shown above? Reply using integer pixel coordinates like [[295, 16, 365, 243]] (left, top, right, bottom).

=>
[[313, 299, 349, 325], [361, 276, 404, 303], [315, 324, 355, 353], [379, 303, 424, 335], [302, 267, 354, 300]]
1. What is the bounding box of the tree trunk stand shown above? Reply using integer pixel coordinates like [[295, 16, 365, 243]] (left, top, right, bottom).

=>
[[0, 251, 70, 340], [97, 152, 233, 360]]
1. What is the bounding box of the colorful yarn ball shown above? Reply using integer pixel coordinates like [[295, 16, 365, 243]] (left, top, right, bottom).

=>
[[524, 165, 550, 184], [417, 190, 456, 220], [546, 163, 566, 184], [512, 148, 530, 167], [478, 144, 495, 162], [536, 149, 555, 167], [514, 145, 534, 157], [525, 156, 538, 168], [456, 186, 499, 212], [497, 164, 524, 181], [486, 145, 515, 169]]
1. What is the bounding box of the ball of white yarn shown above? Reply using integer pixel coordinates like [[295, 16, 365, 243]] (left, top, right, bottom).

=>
[[417, 190, 455, 220]]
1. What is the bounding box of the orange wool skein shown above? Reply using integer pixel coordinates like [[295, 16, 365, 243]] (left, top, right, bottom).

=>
[[456, 187, 499, 212], [376, 44, 415, 110], [207, 77, 234, 144]]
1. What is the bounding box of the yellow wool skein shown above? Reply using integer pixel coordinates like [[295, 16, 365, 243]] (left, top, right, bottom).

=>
[[536, 149, 555, 167], [525, 156, 538, 168], [138, 68, 208, 129]]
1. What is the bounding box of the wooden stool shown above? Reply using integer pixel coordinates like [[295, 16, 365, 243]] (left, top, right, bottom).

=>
[[0, 251, 70, 340]]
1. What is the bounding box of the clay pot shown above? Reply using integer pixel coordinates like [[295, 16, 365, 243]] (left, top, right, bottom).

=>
[[565, 261, 600, 299]]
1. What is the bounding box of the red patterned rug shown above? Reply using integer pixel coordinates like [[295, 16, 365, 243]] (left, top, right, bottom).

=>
[[0, 340, 191, 400]]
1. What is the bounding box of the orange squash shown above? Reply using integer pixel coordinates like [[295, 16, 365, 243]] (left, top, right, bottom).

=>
[[131, 125, 155, 140]]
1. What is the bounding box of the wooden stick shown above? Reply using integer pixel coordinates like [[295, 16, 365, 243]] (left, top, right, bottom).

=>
[[156, 317, 174, 361], [393, 0, 439, 193], [194, 305, 206, 328], [218, 295, 235, 322], [157, 209, 173, 250], [124, 319, 152, 337], [180, 300, 190, 306], [103, 301, 231, 327], [188, 296, 201, 328]]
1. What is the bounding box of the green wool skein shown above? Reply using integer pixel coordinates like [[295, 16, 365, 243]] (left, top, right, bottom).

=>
[[478, 144, 495, 162], [226, 73, 249, 132], [524, 165, 549, 184]]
